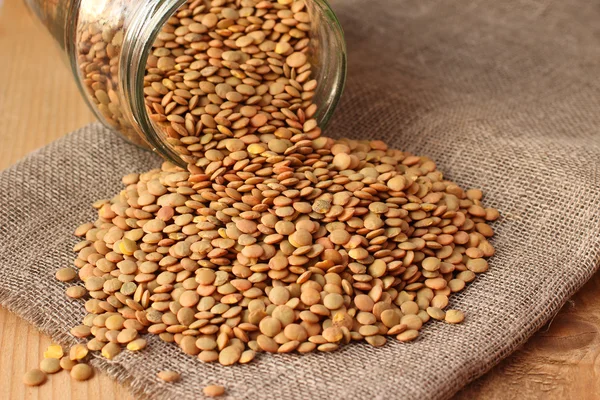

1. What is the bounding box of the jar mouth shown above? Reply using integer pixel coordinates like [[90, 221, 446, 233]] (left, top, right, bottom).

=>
[[122, 0, 347, 168]]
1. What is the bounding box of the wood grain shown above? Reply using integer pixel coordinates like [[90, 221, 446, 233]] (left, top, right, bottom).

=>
[[0, 0, 93, 166], [0, 0, 598, 399], [457, 273, 600, 400]]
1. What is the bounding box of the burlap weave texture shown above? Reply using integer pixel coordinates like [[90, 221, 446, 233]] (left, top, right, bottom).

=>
[[1, 0, 600, 399]]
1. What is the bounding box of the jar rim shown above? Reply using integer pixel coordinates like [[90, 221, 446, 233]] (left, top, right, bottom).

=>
[[122, 0, 347, 168], [307, 0, 347, 130], [121, 0, 189, 167]]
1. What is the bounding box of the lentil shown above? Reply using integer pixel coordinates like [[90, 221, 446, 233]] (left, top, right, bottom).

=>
[[23, 369, 47, 386], [43, 344, 64, 359], [56, 268, 77, 282], [445, 310, 465, 324], [40, 358, 62, 374], [157, 370, 180, 382], [71, 364, 93, 381], [69, 344, 88, 361], [60, 357, 78, 371], [204, 385, 226, 397]]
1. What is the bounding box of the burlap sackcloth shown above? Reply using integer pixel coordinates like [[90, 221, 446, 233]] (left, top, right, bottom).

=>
[[2, 0, 600, 398]]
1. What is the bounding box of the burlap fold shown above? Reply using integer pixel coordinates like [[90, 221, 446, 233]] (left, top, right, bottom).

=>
[[2, 0, 600, 398]]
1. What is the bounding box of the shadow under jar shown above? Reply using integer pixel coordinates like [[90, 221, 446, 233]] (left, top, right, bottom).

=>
[[25, 0, 347, 167]]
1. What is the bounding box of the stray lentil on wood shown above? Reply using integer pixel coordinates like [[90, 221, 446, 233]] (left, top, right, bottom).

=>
[[71, 363, 93, 381], [60, 357, 78, 371], [23, 369, 47, 386], [44, 344, 64, 359], [40, 358, 62, 374], [57, 0, 499, 384]]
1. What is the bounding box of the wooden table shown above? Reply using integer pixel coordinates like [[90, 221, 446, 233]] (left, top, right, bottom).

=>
[[1, 0, 598, 398]]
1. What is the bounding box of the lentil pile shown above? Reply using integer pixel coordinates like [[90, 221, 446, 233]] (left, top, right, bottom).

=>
[[58, 144, 497, 370], [55, 0, 498, 385]]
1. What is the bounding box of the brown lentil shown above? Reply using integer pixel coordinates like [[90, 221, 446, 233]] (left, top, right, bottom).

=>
[[445, 310, 465, 324], [157, 370, 180, 382], [397, 330, 419, 342], [39, 358, 62, 374], [60, 357, 77, 371], [56, 268, 77, 282], [23, 369, 47, 386], [71, 364, 93, 381], [204, 385, 226, 397]]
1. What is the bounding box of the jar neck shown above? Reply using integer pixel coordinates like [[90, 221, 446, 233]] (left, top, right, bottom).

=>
[[24, 0, 80, 53], [120, 0, 188, 167]]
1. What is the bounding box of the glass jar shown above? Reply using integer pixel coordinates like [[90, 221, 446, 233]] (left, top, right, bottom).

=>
[[25, 0, 346, 167]]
